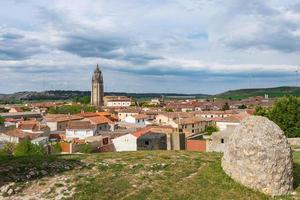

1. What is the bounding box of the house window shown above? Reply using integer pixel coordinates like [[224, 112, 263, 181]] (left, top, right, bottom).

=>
[[179, 129, 183, 132], [192, 129, 194, 133], [145, 141, 149, 145], [103, 138, 109, 145], [221, 138, 224, 143], [192, 124, 194, 128]]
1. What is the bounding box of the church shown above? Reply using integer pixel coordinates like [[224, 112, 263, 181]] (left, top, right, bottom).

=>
[[91, 64, 104, 107]]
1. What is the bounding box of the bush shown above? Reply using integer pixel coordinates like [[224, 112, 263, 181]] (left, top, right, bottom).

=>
[[49, 105, 96, 114], [79, 144, 92, 154], [52, 143, 62, 154], [0, 116, 4, 125], [203, 125, 219, 135], [14, 139, 45, 156]]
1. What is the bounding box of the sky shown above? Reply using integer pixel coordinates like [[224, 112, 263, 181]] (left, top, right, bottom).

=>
[[1, 0, 300, 94]]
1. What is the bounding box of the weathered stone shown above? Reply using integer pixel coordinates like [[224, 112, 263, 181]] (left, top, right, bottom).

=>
[[7, 188, 14, 195], [222, 116, 293, 196]]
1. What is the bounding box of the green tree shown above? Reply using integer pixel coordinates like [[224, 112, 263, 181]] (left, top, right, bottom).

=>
[[222, 102, 230, 111], [267, 96, 300, 138], [238, 104, 247, 109], [79, 144, 92, 154], [254, 106, 269, 117], [165, 108, 174, 112], [203, 125, 219, 135], [0, 116, 4, 125], [14, 139, 45, 156]]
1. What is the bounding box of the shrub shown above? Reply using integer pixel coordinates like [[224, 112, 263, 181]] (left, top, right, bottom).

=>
[[79, 144, 92, 154], [14, 139, 45, 156], [203, 125, 219, 135], [52, 143, 62, 154]]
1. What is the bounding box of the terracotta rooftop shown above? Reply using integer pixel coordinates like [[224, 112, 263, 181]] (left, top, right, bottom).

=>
[[45, 114, 83, 122], [67, 121, 94, 130], [87, 116, 112, 124]]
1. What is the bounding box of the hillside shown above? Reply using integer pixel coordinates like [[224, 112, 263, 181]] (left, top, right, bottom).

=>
[[1, 151, 299, 200], [0, 91, 209, 102], [215, 86, 300, 100]]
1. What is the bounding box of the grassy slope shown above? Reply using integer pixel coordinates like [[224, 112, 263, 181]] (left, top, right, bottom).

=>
[[1, 151, 300, 200], [214, 86, 300, 100]]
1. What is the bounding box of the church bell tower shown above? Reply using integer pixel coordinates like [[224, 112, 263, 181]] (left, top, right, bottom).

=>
[[91, 64, 104, 107]]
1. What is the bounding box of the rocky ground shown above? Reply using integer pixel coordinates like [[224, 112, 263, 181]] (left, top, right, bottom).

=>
[[0, 151, 299, 200]]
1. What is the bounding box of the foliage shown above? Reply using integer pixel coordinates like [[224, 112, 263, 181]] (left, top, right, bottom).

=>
[[254, 106, 269, 117], [237, 104, 247, 109], [14, 139, 45, 157], [79, 144, 92, 154], [0, 116, 4, 124], [165, 108, 174, 112], [48, 105, 96, 114], [203, 125, 219, 135], [73, 96, 91, 104], [255, 96, 300, 137], [267, 96, 300, 138], [52, 143, 62, 154], [0, 108, 9, 113], [2, 142, 16, 155], [222, 102, 230, 111]]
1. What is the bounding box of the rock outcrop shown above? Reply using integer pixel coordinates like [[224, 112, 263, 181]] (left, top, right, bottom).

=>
[[222, 116, 293, 196]]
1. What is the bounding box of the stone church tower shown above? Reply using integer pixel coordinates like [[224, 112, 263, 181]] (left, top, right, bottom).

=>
[[91, 64, 104, 107]]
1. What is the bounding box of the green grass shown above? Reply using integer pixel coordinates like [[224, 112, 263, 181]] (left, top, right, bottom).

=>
[[1, 151, 300, 200]]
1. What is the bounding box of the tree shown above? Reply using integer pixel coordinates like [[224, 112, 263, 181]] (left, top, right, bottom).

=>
[[238, 104, 247, 109], [79, 144, 92, 154], [254, 106, 269, 117], [165, 108, 174, 112], [2, 142, 16, 155], [203, 125, 219, 135], [267, 96, 300, 138], [0, 116, 4, 125], [14, 139, 45, 156], [222, 102, 230, 111]]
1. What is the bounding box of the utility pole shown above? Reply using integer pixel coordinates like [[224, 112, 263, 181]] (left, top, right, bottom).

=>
[[296, 66, 299, 87]]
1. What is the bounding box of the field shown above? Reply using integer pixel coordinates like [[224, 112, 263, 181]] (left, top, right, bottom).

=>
[[0, 151, 300, 200]]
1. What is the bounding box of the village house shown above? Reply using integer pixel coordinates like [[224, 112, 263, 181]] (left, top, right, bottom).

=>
[[124, 114, 149, 126], [215, 113, 250, 131], [112, 133, 137, 152], [65, 121, 95, 140], [104, 96, 132, 107], [82, 115, 112, 132], [116, 109, 141, 121], [137, 132, 167, 150], [9, 107, 23, 113], [44, 114, 83, 131], [172, 117, 214, 138], [0, 128, 40, 143]]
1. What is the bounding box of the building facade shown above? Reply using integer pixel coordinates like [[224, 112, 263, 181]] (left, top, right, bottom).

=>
[[91, 64, 104, 107]]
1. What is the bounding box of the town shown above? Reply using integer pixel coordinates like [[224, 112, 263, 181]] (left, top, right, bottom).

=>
[[0, 64, 279, 155]]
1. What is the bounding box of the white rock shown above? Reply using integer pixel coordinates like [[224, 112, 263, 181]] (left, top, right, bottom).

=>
[[222, 116, 293, 196]]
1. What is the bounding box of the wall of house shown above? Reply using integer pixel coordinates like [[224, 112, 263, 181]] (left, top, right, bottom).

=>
[[66, 129, 94, 139], [112, 134, 137, 152], [0, 133, 19, 143], [155, 115, 172, 125], [95, 123, 110, 133], [216, 122, 239, 131], [186, 140, 206, 151], [118, 112, 138, 121], [107, 101, 131, 107], [46, 122, 58, 131]]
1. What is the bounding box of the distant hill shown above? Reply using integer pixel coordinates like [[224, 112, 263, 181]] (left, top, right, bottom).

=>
[[0, 90, 209, 102], [214, 86, 300, 100], [1, 86, 300, 103]]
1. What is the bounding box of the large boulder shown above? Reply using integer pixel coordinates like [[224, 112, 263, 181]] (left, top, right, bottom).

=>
[[222, 116, 293, 196]]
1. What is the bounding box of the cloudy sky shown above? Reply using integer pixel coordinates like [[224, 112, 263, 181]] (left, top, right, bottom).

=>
[[1, 0, 300, 94]]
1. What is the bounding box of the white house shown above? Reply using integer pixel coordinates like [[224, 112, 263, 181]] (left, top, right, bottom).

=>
[[124, 114, 148, 125], [65, 121, 95, 140], [104, 96, 132, 107], [215, 114, 249, 131], [112, 134, 137, 152]]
